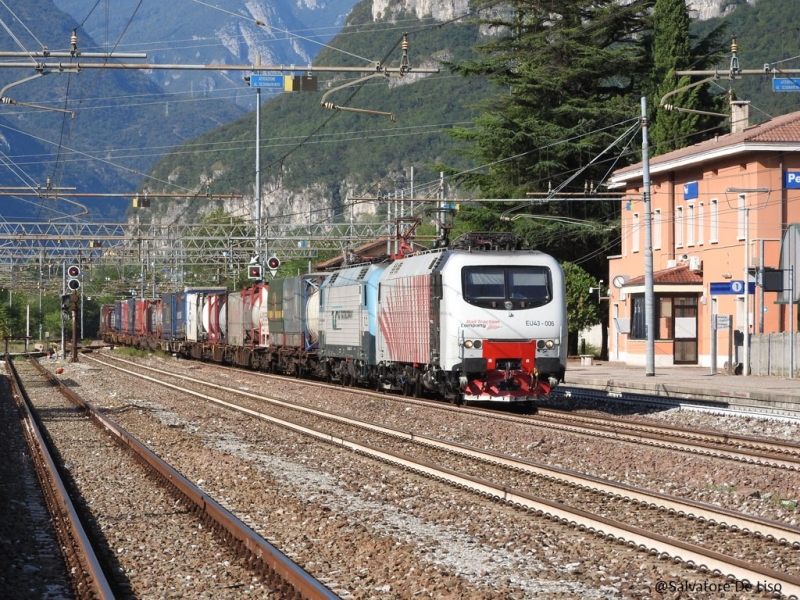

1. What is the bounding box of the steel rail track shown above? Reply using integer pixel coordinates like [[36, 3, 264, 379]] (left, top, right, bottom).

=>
[[26, 356, 338, 600], [535, 408, 800, 458], [6, 356, 115, 600], [88, 353, 800, 597], [553, 385, 800, 423], [170, 353, 800, 470]]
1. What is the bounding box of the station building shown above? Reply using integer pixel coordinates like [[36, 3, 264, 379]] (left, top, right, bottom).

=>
[[607, 104, 800, 368]]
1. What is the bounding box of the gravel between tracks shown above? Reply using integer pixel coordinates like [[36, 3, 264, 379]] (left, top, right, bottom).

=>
[[43, 350, 800, 599], [13, 358, 282, 598]]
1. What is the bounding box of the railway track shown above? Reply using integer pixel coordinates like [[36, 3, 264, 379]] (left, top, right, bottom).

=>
[[529, 408, 800, 471], [86, 352, 800, 597], [12, 355, 337, 600], [164, 353, 800, 471], [160, 353, 800, 471], [6, 357, 114, 600]]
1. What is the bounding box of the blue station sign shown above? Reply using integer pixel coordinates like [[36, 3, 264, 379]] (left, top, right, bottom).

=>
[[710, 280, 755, 295], [250, 74, 285, 89], [683, 181, 698, 200], [786, 171, 800, 189], [772, 78, 800, 92]]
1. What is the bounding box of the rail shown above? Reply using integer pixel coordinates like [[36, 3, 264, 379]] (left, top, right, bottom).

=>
[[6, 355, 115, 600], [88, 353, 800, 597], [27, 356, 338, 600]]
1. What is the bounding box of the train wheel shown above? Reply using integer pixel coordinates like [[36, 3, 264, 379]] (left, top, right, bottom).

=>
[[403, 380, 411, 396]]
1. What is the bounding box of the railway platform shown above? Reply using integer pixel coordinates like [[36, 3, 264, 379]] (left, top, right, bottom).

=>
[[561, 359, 800, 413]]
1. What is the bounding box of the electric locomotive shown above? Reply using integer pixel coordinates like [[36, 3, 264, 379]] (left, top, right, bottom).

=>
[[100, 232, 567, 405]]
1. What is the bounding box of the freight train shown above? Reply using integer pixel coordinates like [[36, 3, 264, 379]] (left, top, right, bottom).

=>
[[100, 233, 567, 404]]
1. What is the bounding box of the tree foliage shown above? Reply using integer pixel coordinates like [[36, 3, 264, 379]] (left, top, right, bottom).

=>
[[448, 0, 653, 198], [442, 0, 654, 280], [562, 261, 601, 352], [648, 0, 728, 155]]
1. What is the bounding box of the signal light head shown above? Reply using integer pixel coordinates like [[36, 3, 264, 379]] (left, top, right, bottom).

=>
[[67, 278, 81, 291], [267, 257, 280, 271], [67, 265, 80, 278], [248, 265, 263, 279]]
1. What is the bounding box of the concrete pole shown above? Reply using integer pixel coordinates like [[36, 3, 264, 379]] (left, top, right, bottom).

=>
[[641, 97, 655, 376]]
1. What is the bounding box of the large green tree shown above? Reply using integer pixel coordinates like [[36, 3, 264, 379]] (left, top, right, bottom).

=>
[[444, 0, 654, 278], [648, 0, 728, 155], [449, 0, 653, 196]]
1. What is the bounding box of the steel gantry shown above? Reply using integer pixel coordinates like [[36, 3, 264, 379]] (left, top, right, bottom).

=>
[[0, 219, 438, 295]]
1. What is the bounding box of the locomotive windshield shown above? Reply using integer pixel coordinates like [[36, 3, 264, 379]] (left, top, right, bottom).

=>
[[462, 266, 551, 309]]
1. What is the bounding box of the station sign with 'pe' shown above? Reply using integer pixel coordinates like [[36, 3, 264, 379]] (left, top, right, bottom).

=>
[[786, 171, 800, 189]]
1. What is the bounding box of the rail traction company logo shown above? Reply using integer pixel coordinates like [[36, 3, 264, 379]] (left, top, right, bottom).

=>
[[461, 319, 501, 330]]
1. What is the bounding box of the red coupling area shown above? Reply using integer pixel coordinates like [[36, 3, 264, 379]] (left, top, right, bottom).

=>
[[462, 370, 551, 400], [481, 339, 536, 374]]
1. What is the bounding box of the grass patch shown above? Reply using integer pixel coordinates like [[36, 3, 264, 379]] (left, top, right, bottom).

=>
[[768, 493, 799, 511]]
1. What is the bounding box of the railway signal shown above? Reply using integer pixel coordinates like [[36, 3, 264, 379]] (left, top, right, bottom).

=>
[[67, 265, 80, 290], [61, 294, 71, 317], [247, 264, 262, 280], [267, 256, 280, 276]]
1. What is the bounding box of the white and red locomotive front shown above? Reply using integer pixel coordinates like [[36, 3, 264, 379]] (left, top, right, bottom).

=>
[[376, 248, 566, 403]]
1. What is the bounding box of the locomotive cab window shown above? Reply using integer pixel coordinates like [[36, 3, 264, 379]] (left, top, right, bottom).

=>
[[463, 266, 551, 309]]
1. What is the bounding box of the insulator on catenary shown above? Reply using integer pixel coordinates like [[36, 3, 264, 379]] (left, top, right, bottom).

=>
[[0, 98, 16, 105], [322, 102, 338, 110]]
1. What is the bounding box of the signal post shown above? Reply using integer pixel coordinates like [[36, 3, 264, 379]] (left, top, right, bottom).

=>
[[65, 265, 81, 362]]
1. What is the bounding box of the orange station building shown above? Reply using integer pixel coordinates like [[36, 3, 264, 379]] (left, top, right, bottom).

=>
[[607, 105, 800, 368]]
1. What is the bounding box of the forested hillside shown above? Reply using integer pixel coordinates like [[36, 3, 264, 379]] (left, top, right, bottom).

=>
[[692, 0, 800, 122], [141, 4, 490, 224], [138, 0, 799, 229]]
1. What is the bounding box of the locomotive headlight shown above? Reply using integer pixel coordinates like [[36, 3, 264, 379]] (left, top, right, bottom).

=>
[[473, 340, 482, 349], [545, 340, 555, 349], [504, 300, 513, 310], [464, 340, 474, 348]]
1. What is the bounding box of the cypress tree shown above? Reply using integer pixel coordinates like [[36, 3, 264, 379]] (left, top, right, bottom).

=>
[[649, 0, 728, 155]]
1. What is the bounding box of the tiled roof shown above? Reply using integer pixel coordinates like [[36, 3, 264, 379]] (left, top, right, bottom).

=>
[[625, 264, 703, 286], [612, 110, 800, 180]]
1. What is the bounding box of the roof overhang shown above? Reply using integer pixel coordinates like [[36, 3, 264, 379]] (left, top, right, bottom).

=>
[[624, 284, 704, 294], [609, 141, 800, 188]]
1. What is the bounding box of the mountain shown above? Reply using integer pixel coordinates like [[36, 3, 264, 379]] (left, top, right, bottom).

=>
[[137, 0, 797, 232], [137, 0, 484, 230], [1, 0, 793, 225], [51, 0, 359, 110], [0, 0, 247, 220]]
